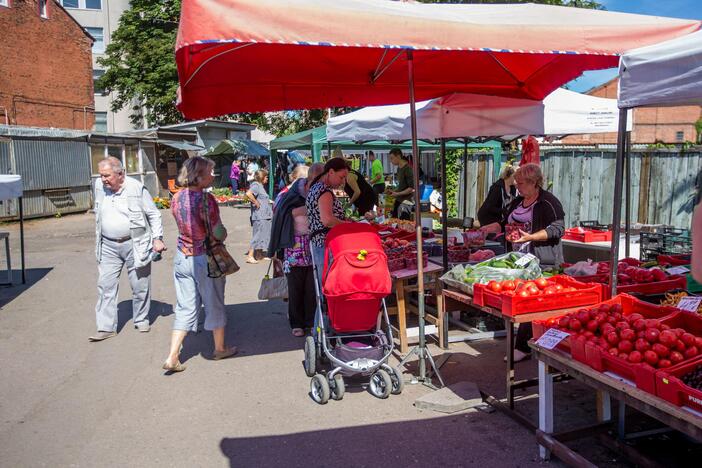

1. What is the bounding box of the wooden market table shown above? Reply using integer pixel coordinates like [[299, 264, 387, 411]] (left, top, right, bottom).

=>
[[530, 342, 702, 463], [441, 288, 586, 419], [387, 261, 445, 354]]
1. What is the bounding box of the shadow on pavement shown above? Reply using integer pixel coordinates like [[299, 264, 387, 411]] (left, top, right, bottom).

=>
[[116, 299, 173, 333], [0, 267, 52, 308], [219, 412, 537, 468]]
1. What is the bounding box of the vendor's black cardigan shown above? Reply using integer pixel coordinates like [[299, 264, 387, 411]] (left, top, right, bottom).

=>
[[267, 179, 305, 258], [500, 188, 566, 267]]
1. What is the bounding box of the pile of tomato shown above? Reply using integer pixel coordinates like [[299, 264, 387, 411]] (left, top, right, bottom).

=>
[[486, 277, 578, 298], [550, 303, 702, 368]]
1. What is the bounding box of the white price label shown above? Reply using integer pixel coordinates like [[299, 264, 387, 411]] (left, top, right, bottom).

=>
[[677, 296, 702, 312], [667, 266, 690, 275], [515, 253, 537, 267], [535, 328, 571, 350]]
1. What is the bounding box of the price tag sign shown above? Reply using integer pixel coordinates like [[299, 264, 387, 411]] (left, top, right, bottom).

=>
[[677, 296, 702, 312], [667, 266, 690, 275], [515, 253, 537, 267], [535, 328, 571, 350]]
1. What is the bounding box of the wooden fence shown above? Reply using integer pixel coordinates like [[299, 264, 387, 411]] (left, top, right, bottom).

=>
[[457, 148, 701, 229]]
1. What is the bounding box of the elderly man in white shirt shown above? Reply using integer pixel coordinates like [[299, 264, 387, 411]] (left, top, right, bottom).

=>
[[90, 157, 166, 341]]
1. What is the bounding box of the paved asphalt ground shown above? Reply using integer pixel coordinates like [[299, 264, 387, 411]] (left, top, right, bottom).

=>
[[0, 205, 640, 467]]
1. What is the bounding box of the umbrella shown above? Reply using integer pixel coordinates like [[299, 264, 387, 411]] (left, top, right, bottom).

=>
[[175, 0, 700, 387]]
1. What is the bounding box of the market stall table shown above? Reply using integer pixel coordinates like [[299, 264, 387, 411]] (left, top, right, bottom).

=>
[[530, 342, 702, 463], [441, 288, 587, 420], [562, 236, 640, 264], [387, 261, 444, 354]]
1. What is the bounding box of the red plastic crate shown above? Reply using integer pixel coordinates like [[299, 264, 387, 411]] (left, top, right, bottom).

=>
[[473, 275, 605, 317], [655, 356, 702, 413], [566, 274, 687, 300], [660, 310, 702, 337], [657, 254, 691, 266], [404, 252, 428, 270], [387, 231, 416, 241], [563, 228, 613, 243], [533, 321, 589, 364], [585, 344, 658, 394]]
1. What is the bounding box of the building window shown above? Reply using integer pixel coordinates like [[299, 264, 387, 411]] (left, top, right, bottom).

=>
[[676, 131, 685, 142], [39, 0, 48, 17], [0, 0, 9, 8], [94, 112, 107, 132], [125, 145, 140, 174], [60, 0, 100, 8], [93, 69, 106, 95], [87, 27, 105, 54], [90, 144, 106, 175]]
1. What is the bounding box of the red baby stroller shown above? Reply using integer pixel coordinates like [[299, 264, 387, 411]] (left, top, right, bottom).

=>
[[305, 222, 403, 404]]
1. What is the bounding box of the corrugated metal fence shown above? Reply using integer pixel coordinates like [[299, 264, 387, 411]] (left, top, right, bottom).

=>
[[0, 138, 92, 218], [458, 148, 701, 229]]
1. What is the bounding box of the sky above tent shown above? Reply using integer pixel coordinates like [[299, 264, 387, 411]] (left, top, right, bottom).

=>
[[568, 0, 701, 92]]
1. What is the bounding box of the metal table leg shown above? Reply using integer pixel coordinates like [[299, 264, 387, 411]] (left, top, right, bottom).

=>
[[506, 318, 515, 409], [538, 360, 555, 460]]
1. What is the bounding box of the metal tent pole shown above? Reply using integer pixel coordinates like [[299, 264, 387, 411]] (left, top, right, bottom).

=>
[[609, 109, 628, 297], [19, 196, 25, 284], [441, 139, 448, 272], [624, 130, 632, 258], [463, 140, 468, 218], [397, 50, 443, 389]]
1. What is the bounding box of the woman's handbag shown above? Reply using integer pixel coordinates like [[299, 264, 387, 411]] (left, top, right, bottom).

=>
[[202, 194, 239, 278], [258, 258, 288, 300]]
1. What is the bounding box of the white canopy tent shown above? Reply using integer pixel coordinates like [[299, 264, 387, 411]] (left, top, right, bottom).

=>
[[610, 29, 702, 294], [618, 29, 702, 108], [327, 88, 632, 142]]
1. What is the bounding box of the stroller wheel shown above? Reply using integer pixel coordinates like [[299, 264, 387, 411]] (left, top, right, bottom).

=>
[[388, 367, 405, 395], [310, 374, 330, 404], [304, 336, 316, 377], [330, 374, 345, 401], [368, 370, 392, 399]]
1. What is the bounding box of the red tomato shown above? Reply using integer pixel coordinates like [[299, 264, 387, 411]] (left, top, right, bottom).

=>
[[569, 319, 582, 331], [615, 321, 630, 332], [645, 328, 660, 343], [543, 286, 557, 295], [644, 319, 659, 329], [517, 290, 529, 298], [606, 331, 619, 345], [659, 330, 677, 347], [586, 320, 599, 333], [576, 310, 591, 323], [681, 333, 696, 347], [535, 278, 549, 289], [658, 359, 672, 369], [620, 329, 635, 342], [632, 319, 646, 332], [618, 352, 629, 360], [695, 337, 702, 349], [628, 351, 643, 363], [669, 351, 684, 364], [554, 284, 564, 292], [608, 347, 619, 356], [674, 339, 686, 353], [611, 304, 623, 314], [684, 346, 699, 359], [652, 343, 670, 358], [618, 340, 633, 353], [488, 281, 502, 293], [628, 313, 644, 323], [527, 285, 539, 296], [634, 338, 650, 352], [502, 280, 516, 291], [558, 316, 570, 328], [644, 350, 659, 366]]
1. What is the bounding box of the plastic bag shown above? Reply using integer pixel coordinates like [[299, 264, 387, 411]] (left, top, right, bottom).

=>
[[440, 252, 542, 294], [563, 260, 598, 277], [520, 136, 540, 166]]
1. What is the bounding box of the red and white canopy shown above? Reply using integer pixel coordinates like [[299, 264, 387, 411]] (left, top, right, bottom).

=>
[[176, 0, 700, 117]]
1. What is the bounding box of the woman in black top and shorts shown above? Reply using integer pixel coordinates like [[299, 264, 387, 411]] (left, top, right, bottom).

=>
[[343, 163, 377, 217]]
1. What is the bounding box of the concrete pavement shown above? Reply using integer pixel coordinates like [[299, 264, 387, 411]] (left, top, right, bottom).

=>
[[0, 205, 573, 467]]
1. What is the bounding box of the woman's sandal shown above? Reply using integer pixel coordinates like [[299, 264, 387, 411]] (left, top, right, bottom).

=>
[[292, 328, 305, 337], [246, 257, 258, 264], [213, 346, 238, 360], [162, 361, 186, 372]]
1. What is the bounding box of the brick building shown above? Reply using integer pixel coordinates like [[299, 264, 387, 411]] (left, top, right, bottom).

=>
[[562, 78, 702, 145], [0, 0, 94, 129]]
